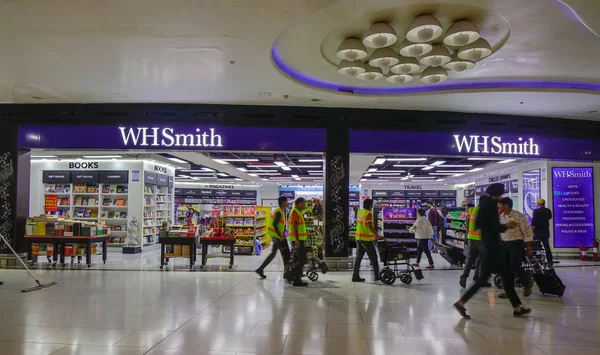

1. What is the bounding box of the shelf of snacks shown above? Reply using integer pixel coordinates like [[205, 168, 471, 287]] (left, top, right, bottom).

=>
[[443, 207, 467, 249], [382, 207, 418, 256]]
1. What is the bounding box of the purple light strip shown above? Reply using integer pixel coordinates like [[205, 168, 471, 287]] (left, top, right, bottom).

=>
[[271, 45, 600, 95]]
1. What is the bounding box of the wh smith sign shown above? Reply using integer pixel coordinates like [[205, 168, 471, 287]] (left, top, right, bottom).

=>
[[350, 130, 600, 161], [18, 125, 326, 152]]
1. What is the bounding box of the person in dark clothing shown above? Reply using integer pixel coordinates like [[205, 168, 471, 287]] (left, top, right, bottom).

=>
[[255, 196, 291, 279], [531, 198, 555, 265], [427, 202, 440, 252], [453, 183, 532, 319]]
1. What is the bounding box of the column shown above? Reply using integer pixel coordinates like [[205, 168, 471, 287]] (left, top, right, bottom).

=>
[[324, 125, 350, 258]]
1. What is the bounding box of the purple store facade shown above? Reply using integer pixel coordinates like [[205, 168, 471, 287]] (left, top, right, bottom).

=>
[[2, 104, 600, 264]]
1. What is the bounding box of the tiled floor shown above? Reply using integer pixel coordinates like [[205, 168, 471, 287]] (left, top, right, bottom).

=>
[[0, 264, 599, 355]]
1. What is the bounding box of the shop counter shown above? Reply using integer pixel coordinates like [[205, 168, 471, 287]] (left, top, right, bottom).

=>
[[199, 237, 236, 269], [25, 235, 110, 267], [158, 236, 197, 269]]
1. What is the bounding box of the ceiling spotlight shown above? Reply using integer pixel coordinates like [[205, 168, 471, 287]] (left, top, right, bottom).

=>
[[497, 159, 516, 164], [362, 23, 398, 49], [373, 158, 386, 165], [368, 48, 399, 68], [391, 56, 420, 75], [446, 54, 476, 72], [421, 166, 435, 170], [336, 38, 368, 61], [469, 168, 484, 172], [420, 66, 449, 84], [398, 39, 433, 58], [419, 45, 451, 67], [357, 65, 384, 81], [443, 20, 480, 47], [212, 159, 229, 165], [431, 161, 445, 166], [387, 74, 413, 84], [457, 38, 492, 61], [406, 15, 443, 43], [337, 60, 366, 76]]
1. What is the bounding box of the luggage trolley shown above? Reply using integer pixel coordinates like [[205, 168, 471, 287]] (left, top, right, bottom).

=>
[[378, 241, 424, 285]]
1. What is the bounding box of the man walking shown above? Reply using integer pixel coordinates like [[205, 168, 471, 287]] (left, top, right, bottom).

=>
[[531, 198, 555, 265], [284, 198, 309, 287], [427, 202, 440, 251], [255, 196, 291, 279], [453, 183, 531, 319], [499, 197, 534, 298], [460, 198, 490, 288], [353, 199, 384, 282]]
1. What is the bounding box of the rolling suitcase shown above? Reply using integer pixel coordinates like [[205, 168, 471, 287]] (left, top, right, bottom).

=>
[[530, 258, 565, 297], [433, 242, 466, 266]]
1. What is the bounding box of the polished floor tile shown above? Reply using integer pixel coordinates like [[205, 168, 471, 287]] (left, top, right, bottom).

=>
[[0, 263, 599, 355]]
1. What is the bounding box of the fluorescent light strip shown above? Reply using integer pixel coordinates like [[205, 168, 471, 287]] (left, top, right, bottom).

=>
[[289, 165, 322, 168], [217, 173, 229, 177], [437, 164, 472, 168], [392, 165, 427, 168], [167, 157, 188, 164], [309, 173, 323, 176], [497, 159, 517, 164], [254, 173, 281, 176], [212, 159, 229, 165], [281, 167, 292, 171], [367, 168, 378, 172], [469, 168, 484, 172], [190, 173, 215, 176], [431, 161, 446, 166], [274, 162, 287, 167], [411, 177, 437, 179], [453, 173, 465, 177], [247, 170, 279, 173], [373, 158, 386, 165], [237, 168, 248, 172], [307, 170, 323, 173], [221, 159, 259, 162], [298, 159, 323, 162], [429, 173, 457, 176], [363, 174, 372, 177], [31, 155, 57, 158], [82, 155, 122, 159], [435, 170, 471, 173], [372, 173, 404, 176], [421, 166, 435, 171], [435, 179, 445, 182], [247, 165, 279, 168], [386, 158, 427, 161], [467, 157, 509, 161]]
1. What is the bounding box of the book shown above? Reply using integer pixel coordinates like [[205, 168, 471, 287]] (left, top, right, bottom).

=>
[[74, 197, 83, 206], [117, 186, 124, 193], [83, 210, 91, 218], [119, 212, 127, 218], [74, 184, 86, 193], [102, 185, 109, 193], [81, 198, 88, 206], [102, 198, 110, 206], [60, 198, 69, 206], [87, 185, 97, 193], [109, 185, 117, 193], [90, 210, 98, 218], [88, 198, 96, 206], [116, 198, 125, 206], [108, 212, 115, 218], [101, 211, 108, 218]]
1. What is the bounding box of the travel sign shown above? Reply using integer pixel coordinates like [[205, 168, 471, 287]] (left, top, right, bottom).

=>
[[350, 130, 600, 160], [18, 125, 326, 152]]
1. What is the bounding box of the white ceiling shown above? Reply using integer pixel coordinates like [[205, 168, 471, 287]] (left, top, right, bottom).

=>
[[1, 0, 599, 119]]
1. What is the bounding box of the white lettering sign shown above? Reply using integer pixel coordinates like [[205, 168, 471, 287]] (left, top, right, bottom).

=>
[[118, 127, 223, 147], [453, 135, 539, 156]]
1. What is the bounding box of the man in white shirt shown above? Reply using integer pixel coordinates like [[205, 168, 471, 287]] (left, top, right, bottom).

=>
[[499, 197, 534, 298]]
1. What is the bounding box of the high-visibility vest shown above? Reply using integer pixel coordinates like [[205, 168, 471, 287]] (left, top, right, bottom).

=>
[[288, 208, 307, 241], [356, 209, 375, 242], [267, 207, 286, 239], [467, 206, 481, 241]]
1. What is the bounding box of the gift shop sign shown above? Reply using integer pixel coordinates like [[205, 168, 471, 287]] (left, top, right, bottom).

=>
[[552, 167, 595, 248]]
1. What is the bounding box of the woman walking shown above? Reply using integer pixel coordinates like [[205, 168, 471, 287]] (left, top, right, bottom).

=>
[[410, 209, 435, 269]]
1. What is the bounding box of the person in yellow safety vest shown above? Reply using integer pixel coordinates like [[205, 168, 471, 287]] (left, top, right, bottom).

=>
[[283, 197, 309, 287], [255, 196, 291, 279], [459, 196, 491, 288], [353, 198, 386, 283]]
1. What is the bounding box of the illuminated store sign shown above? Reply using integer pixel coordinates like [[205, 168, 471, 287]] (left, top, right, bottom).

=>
[[119, 127, 223, 147], [453, 135, 539, 156]]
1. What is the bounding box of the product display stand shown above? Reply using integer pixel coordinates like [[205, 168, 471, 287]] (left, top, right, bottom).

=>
[[25, 235, 110, 267], [443, 207, 467, 250], [159, 236, 197, 269], [382, 207, 418, 256], [199, 236, 235, 269]]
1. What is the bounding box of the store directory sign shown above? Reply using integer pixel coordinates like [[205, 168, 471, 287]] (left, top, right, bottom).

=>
[[552, 167, 595, 248], [19, 125, 326, 152], [523, 169, 541, 223]]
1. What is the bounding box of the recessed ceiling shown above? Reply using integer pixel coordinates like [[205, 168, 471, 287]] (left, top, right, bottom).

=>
[[0, 0, 599, 120]]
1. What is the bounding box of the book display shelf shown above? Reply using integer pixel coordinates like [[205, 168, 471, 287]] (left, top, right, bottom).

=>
[[31, 160, 176, 252]]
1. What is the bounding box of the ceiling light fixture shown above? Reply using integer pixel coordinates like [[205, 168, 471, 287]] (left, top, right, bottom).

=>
[[357, 65, 384, 81], [221, 158, 259, 162], [420, 66, 449, 84], [406, 15, 443, 43], [391, 56, 420, 75], [82, 155, 122, 159], [360, 179, 367, 182], [336, 38, 368, 61], [411, 176, 437, 180], [235, 178, 243, 181], [31, 155, 57, 158], [362, 22, 398, 48], [248, 173, 258, 177], [436, 170, 471, 173], [217, 173, 229, 177], [452, 173, 465, 177], [393, 164, 427, 168], [435, 179, 445, 182], [212, 159, 229, 165], [497, 159, 517, 164], [398, 39, 433, 58], [469, 168, 484, 172], [373, 158, 386, 165], [387, 74, 413, 84], [445, 54, 476, 72], [167, 157, 187, 164], [237, 167, 248, 172], [246, 165, 279, 168], [289, 165, 322, 168], [438, 164, 473, 168], [363, 174, 372, 177], [247, 170, 279, 173], [429, 172, 457, 176], [421, 166, 435, 170], [419, 45, 452, 67], [337, 60, 366, 76], [274, 162, 287, 167], [298, 159, 323, 162], [457, 38, 492, 61], [387, 158, 428, 161], [368, 48, 400, 68], [367, 168, 378, 172], [431, 161, 446, 166], [254, 173, 282, 176], [443, 20, 480, 47]]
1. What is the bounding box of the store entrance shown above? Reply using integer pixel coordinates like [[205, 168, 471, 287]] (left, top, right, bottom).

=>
[[24, 149, 325, 270]]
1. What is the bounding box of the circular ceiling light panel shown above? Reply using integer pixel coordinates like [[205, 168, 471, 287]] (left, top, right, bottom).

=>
[[406, 15, 443, 43], [446, 54, 476, 72], [387, 74, 414, 84], [457, 38, 492, 61], [420, 66, 449, 84], [336, 60, 366, 76], [419, 45, 452, 67], [398, 39, 433, 58], [368, 47, 400, 68], [443, 20, 480, 46], [336, 38, 368, 61], [362, 23, 398, 48], [357, 66, 384, 81], [391, 56, 420, 74]]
